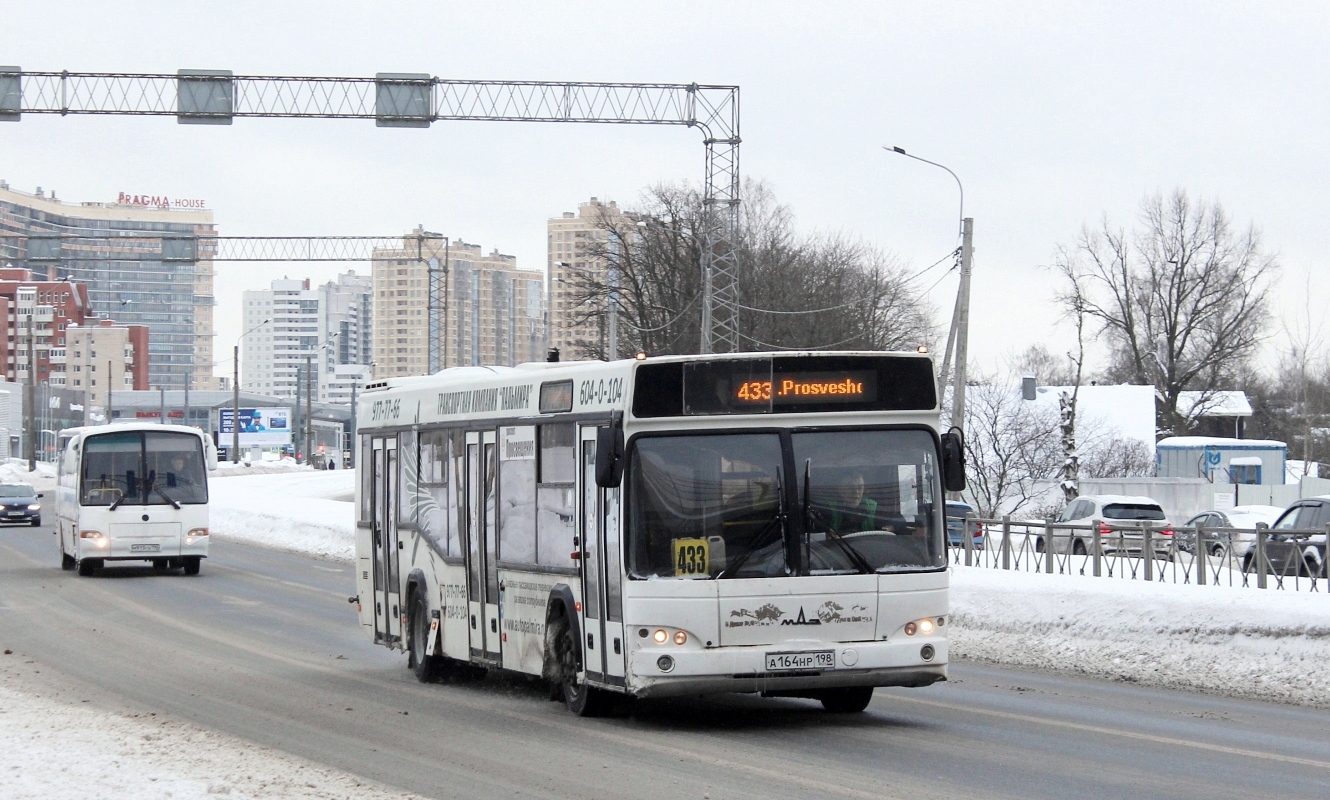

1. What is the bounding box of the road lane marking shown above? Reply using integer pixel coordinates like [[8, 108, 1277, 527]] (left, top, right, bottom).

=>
[[886, 695, 1330, 772], [206, 562, 348, 600]]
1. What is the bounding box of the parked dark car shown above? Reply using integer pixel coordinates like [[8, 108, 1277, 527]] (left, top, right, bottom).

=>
[[1256, 498, 1329, 578], [945, 501, 984, 549], [0, 483, 43, 526]]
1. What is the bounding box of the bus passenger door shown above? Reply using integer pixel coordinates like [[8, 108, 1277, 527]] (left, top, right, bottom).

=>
[[371, 436, 402, 644], [579, 426, 625, 684], [465, 431, 502, 662]]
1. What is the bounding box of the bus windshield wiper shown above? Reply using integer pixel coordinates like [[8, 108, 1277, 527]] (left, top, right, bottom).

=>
[[109, 492, 129, 511], [716, 467, 785, 579], [145, 470, 182, 509]]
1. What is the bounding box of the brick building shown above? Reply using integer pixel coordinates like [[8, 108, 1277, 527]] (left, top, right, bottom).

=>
[[0, 267, 90, 385]]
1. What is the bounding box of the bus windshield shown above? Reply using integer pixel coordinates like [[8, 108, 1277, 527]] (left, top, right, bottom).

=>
[[627, 429, 944, 579], [81, 431, 208, 507]]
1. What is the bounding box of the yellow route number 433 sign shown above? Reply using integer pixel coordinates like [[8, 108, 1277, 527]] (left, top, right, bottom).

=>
[[672, 537, 710, 577]]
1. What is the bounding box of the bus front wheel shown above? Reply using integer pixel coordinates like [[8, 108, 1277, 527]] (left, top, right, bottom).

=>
[[77, 558, 100, 577], [553, 617, 607, 717], [819, 686, 874, 713], [183, 556, 201, 576]]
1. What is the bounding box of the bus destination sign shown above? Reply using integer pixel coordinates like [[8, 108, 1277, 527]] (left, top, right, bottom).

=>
[[734, 371, 877, 405]]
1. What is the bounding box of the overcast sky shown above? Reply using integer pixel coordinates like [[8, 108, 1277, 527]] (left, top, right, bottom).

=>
[[4, 1, 1327, 381]]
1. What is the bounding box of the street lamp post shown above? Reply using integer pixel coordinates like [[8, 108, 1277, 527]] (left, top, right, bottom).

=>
[[232, 319, 269, 463], [883, 146, 972, 432]]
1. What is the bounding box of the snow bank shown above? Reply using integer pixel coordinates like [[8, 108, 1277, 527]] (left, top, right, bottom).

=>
[[208, 470, 356, 561], [210, 458, 323, 478], [0, 661, 424, 800], [950, 565, 1330, 707], [0, 458, 56, 492]]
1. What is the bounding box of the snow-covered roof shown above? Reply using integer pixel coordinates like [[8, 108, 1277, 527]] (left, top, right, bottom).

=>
[[1177, 390, 1253, 418], [1228, 456, 1263, 466], [1156, 436, 1285, 449], [1030, 384, 1156, 449]]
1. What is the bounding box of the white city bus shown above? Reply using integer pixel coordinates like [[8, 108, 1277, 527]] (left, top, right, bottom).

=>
[[56, 423, 217, 576], [353, 351, 965, 715]]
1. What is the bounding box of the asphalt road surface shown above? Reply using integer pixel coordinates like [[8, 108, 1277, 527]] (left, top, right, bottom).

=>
[[2, 524, 1327, 800]]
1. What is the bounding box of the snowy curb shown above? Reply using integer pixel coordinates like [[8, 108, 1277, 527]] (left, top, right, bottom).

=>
[[0, 661, 425, 800], [949, 565, 1330, 708]]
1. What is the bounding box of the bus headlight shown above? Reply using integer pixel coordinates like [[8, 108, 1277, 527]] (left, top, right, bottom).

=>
[[80, 530, 108, 548], [673, 630, 688, 646], [919, 619, 934, 634], [186, 527, 209, 543], [652, 629, 668, 644]]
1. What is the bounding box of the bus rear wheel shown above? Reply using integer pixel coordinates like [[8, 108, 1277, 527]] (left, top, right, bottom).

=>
[[407, 589, 445, 683], [183, 556, 201, 576], [819, 686, 874, 713], [553, 617, 607, 717]]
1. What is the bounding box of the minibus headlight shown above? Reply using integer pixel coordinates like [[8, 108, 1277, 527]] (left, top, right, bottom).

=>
[[80, 530, 107, 548], [673, 630, 688, 646], [652, 629, 668, 644], [187, 528, 209, 537], [904, 622, 917, 636], [919, 619, 935, 634], [27, 503, 40, 511]]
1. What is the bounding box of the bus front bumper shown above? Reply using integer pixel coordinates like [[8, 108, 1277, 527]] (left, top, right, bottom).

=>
[[625, 637, 947, 698], [83, 537, 209, 560]]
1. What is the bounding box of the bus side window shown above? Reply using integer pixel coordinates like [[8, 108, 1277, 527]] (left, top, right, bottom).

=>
[[419, 430, 451, 555], [537, 423, 576, 567], [498, 426, 537, 564], [397, 430, 418, 526]]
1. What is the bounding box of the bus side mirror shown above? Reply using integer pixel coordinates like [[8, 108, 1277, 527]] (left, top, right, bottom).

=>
[[595, 413, 625, 488], [941, 429, 966, 493]]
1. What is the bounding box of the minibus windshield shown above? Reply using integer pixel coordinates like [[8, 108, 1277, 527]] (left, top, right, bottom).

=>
[[81, 431, 208, 506]]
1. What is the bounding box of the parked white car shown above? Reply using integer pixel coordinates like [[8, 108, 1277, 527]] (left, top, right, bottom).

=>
[[1045, 495, 1174, 557], [1179, 505, 1283, 558]]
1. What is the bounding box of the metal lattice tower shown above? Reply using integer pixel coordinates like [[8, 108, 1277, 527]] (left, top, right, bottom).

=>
[[0, 68, 742, 354]]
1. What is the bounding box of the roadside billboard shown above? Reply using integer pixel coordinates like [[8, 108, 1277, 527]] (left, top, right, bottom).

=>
[[218, 407, 292, 446]]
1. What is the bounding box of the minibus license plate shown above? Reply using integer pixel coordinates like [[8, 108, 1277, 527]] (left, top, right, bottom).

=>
[[131, 543, 161, 553], [766, 650, 835, 672]]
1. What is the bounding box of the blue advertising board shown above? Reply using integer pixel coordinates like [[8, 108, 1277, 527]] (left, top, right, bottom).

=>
[[218, 407, 292, 446]]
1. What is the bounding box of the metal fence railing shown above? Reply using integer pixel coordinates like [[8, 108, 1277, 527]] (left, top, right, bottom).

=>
[[950, 515, 1329, 593]]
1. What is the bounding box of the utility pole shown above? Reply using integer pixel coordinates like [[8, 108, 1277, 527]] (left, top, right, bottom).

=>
[[183, 367, 190, 428], [106, 359, 113, 424], [231, 344, 240, 463], [305, 352, 313, 466], [159, 385, 165, 425], [24, 313, 35, 471], [950, 217, 974, 432]]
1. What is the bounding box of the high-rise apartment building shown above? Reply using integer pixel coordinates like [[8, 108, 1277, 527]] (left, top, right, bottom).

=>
[[0, 181, 219, 391], [318, 270, 373, 384], [242, 272, 373, 403], [62, 320, 150, 422], [0, 268, 90, 385], [371, 231, 544, 379], [547, 197, 633, 360]]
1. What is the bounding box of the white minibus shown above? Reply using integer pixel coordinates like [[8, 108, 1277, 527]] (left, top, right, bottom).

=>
[[56, 423, 217, 576]]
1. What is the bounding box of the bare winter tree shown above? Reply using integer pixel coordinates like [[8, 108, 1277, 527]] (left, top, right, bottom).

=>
[[1009, 343, 1078, 386], [1055, 190, 1277, 436], [960, 383, 1063, 518], [563, 179, 936, 359]]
